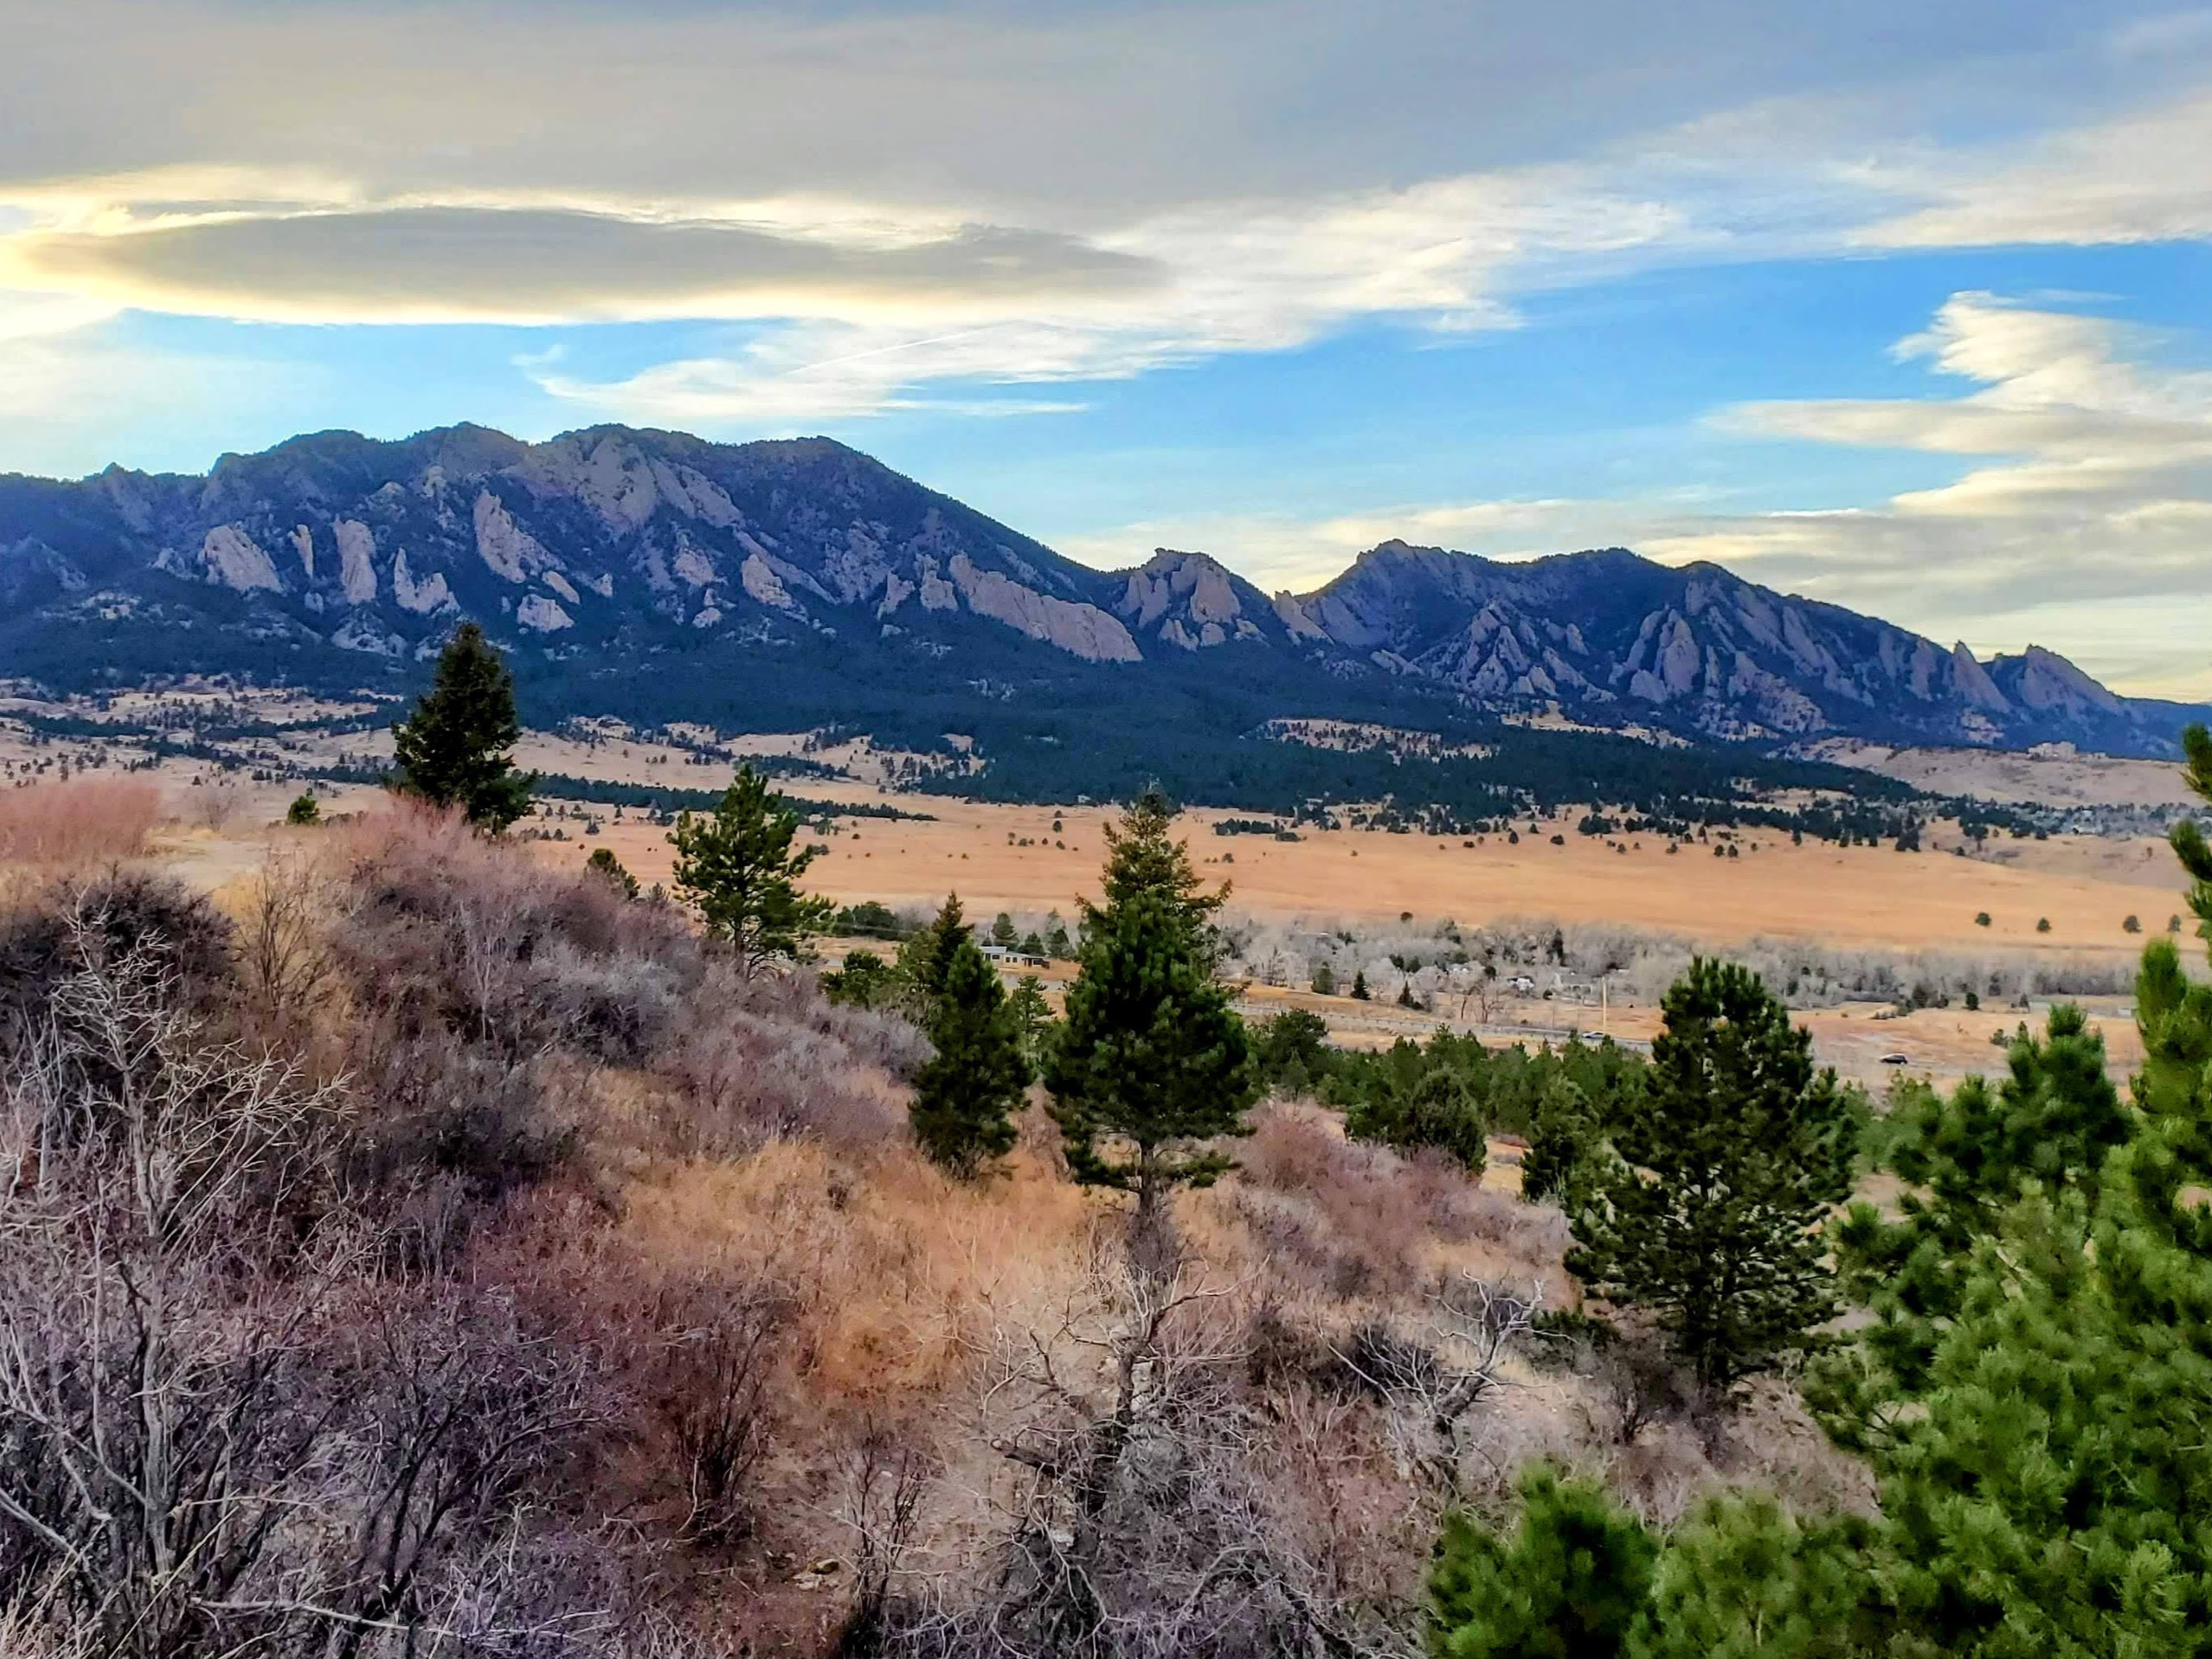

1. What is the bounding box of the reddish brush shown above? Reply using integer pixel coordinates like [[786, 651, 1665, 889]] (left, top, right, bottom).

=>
[[0, 778, 161, 866]]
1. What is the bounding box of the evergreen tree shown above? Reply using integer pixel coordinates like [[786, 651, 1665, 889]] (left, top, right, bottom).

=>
[[1635, 1496, 1881, 1659], [1047, 889, 1256, 1218], [586, 845, 638, 897], [823, 947, 900, 1009], [1097, 786, 1225, 956], [897, 893, 972, 1004], [1006, 973, 1055, 1074], [1853, 724, 2212, 1655], [1044, 791, 1255, 1220], [909, 934, 1028, 1176], [667, 765, 834, 970], [1429, 1466, 1655, 1659], [1519, 1074, 1594, 1205], [1311, 960, 1337, 996], [1044, 912, 1072, 959], [388, 622, 536, 829], [991, 911, 1018, 948], [1567, 959, 1854, 1394], [1345, 1064, 1487, 1174], [1352, 968, 1370, 1001], [1815, 1004, 2127, 1445], [285, 790, 320, 826]]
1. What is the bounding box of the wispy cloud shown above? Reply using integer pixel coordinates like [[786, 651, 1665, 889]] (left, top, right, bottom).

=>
[[1065, 293, 2212, 697]]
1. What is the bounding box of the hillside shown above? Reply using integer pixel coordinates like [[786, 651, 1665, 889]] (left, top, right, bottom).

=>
[[0, 424, 2200, 762]]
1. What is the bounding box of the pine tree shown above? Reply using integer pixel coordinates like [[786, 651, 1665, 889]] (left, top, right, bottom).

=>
[[285, 790, 320, 826], [1006, 973, 1055, 1074], [991, 911, 1018, 948], [1429, 1466, 1655, 1659], [1045, 794, 1251, 1224], [909, 934, 1028, 1176], [1047, 889, 1256, 1221], [667, 765, 834, 970], [897, 893, 971, 1004], [1519, 1074, 1594, 1205], [586, 845, 638, 898], [1351, 968, 1370, 1001], [1636, 1495, 1882, 1659], [1096, 786, 1225, 956], [1345, 1064, 1487, 1174], [1854, 723, 2212, 1654], [388, 622, 536, 829], [1567, 959, 1854, 1394], [1815, 1004, 2126, 1445]]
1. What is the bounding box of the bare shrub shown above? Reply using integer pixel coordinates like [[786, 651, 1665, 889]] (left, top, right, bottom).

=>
[[894, 1226, 1428, 1659], [0, 922, 347, 1657], [1336, 1275, 1541, 1499], [332, 804, 700, 1066], [0, 872, 233, 1057], [642, 1273, 794, 1545], [0, 913, 615, 1657], [232, 850, 343, 1039], [0, 778, 159, 867]]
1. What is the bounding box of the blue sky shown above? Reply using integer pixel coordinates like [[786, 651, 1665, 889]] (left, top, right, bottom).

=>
[[2, 1, 2210, 695]]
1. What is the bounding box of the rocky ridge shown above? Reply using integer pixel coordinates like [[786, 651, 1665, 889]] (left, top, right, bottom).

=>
[[0, 425, 2198, 758]]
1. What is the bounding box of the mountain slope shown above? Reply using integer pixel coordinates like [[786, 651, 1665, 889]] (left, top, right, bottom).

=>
[[0, 424, 2198, 759]]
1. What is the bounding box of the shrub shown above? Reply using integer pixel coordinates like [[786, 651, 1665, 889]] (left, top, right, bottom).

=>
[[0, 778, 160, 865]]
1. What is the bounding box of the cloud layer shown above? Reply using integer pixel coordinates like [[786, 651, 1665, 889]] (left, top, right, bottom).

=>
[[0, 2, 2209, 692]]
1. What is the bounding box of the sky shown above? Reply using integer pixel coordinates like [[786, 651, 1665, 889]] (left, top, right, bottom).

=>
[[2, 2, 2210, 697]]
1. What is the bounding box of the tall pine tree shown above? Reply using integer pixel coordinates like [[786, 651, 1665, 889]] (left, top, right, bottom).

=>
[[1852, 725, 2212, 1656], [388, 622, 536, 830], [1045, 792, 1254, 1224], [1567, 958, 1853, 1394]]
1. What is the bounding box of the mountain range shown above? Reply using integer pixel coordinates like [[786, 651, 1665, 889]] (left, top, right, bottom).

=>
[[0, 423, 2200, 762]]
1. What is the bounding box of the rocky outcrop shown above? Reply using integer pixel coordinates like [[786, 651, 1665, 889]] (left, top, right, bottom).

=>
[[948, 554, 1139, 663], [199, 525, 281, 593]]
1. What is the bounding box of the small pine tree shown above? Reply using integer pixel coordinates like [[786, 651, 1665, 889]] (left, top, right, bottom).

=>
[[1568, 959, 1854, 1394], [1429, 1465, 1655, 1659], [1048, 889, 1256, 1220], [1044, 915, 1073, 959], [1345, 1064, 1487, 1174], [1097, 786, 1225, 956], [285, 790, 320, 826], [388, 622, 536, 829], [1311, 960, 1336, 996], [898, 893, 972, 1004], [586, 845, 638, 898], [1519, 1074, 1593, 1205], [1006, 973, 1055, 1074], [991, 911, 1018, 948], [668, 765, 834, 971], [1351, 968, 1370, 1001], [909, 934, 1028, 1176], [1020, 930, 1046, 957]]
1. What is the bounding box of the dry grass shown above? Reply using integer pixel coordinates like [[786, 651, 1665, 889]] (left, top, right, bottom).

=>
[[0, 778, 160, 868]]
